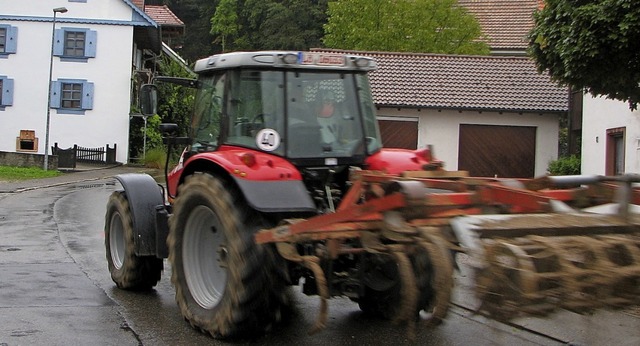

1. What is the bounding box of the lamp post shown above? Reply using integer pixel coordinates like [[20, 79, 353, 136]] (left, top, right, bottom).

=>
[[43, 7, 68, 171]]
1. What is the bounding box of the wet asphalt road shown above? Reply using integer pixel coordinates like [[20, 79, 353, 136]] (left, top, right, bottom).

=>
[[1, 173, 639, 345]]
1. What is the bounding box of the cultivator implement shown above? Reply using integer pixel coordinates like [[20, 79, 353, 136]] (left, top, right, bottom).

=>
[[255, 171, 640, 333]]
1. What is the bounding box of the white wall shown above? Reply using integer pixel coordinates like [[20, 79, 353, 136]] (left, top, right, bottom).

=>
[[1, 0, 133, 21], [582, 95, 640, 175], [378, 108, 560, 177], [0, 0, 138, 164]]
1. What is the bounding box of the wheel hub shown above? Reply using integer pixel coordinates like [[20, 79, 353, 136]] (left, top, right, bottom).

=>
[[183, 205, 228, 309]]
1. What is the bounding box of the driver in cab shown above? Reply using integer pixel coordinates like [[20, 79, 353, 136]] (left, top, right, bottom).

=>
[[316, 90, 340, 144]]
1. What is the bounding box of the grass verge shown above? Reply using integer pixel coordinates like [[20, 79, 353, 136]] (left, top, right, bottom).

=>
[[0, 166, 62, 181]]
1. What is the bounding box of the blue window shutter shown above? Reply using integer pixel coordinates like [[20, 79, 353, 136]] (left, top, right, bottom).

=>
[[5, 26, 18, 54], [53, 29, 64, 56], [85, 30, 97, 57], [81, 81, 94, 110], [1, 78, 13, 106], [50, 80, 61, 108]]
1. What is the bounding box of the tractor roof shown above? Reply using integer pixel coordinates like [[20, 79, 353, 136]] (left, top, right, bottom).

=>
[[193, 51, 377, 74]]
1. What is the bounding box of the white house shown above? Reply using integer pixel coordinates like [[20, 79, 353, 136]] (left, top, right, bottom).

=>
[[0, 0, 160, 165], [581, 96, 640, 175]]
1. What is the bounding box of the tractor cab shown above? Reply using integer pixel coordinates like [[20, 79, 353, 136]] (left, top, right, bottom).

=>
[[187, 51, 383, 168]]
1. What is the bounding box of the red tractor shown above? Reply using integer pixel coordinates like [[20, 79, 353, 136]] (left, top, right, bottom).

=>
[[105, 51, 640, 339]]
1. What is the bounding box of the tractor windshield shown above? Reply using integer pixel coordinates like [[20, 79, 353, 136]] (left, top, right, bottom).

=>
[[190, 69, 382, 159], [284, 71, 381, 158]]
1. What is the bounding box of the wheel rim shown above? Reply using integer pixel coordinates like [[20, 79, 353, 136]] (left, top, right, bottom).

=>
[[183, 205, 228, 309], [109, 211, 125, 270]]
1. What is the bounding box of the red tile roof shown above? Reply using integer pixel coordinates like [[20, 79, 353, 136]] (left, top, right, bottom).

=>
[[458, 0, 540, 51], [145, 5, 184, 27], [131, 0, 145, 10], [316, 49, 568, 113]]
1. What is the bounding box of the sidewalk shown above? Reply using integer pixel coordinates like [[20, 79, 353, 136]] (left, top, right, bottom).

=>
[[0, 164, 161, 193]]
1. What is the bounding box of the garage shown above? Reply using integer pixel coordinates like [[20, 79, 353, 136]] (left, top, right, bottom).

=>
[[458, 124, 536, 178], [378, 117, 418, 149]]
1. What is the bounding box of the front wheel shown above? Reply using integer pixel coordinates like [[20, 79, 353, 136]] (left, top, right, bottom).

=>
[[104, 191, 163, 290], [168, 173, 283, 338]]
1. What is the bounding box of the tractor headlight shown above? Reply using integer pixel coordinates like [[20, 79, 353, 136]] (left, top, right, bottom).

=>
[[281, 53, 299, 65], [353, 57, 373, 68]]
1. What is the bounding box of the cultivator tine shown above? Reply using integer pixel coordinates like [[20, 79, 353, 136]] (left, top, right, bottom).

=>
[[417, 228, 453, 325], [388, 245, 418, 339], [454, 212, 640, 319], [275, 242, 329, 334]]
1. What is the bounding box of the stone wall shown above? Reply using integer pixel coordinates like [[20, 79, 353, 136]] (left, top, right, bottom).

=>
[[0, 151, 58, 170]]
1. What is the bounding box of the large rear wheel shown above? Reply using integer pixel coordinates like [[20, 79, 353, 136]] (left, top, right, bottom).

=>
[[105, 191, 163, 290], [168, 173, 284, 338]]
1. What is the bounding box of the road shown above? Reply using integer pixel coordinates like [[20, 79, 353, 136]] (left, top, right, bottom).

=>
[[1, 174, 639, 345]]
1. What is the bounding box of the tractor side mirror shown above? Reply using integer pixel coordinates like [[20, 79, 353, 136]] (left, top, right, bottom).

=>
[[159, 123, 179, 137], [160, 123, 190, 145], [139, 84, 158, 116]]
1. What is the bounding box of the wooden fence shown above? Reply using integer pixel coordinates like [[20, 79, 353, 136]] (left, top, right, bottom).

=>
[[52, 143, 117, 168]]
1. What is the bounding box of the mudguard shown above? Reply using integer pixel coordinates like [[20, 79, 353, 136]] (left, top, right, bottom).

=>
[[233, 177, 316, 213], [115, 173, 165, 256]]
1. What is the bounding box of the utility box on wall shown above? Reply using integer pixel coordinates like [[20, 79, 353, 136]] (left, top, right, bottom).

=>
[[16, 130, 38, 152]]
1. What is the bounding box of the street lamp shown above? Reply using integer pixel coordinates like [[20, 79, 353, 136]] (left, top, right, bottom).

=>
[[43, 7, 68, 171]]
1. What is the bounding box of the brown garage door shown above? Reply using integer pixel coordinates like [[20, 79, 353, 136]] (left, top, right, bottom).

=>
[[458, 124, 536, 178], [379, 119, 418, 149]]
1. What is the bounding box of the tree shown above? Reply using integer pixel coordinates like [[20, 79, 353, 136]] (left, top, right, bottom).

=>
[[230, 0, 328, 51], [210, 0, 238, 52], [165, 0, 220, 62], [529, 0, 640, 109], [323, 0, 489, 54]]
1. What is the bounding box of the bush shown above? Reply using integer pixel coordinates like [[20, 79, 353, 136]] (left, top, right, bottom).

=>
[[143, 147, 167, 169], [547, 155, 581, 175]]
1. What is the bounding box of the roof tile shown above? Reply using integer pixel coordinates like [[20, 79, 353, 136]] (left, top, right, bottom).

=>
[[144, 5, 184, 27], [458, 0, 539, 51], [315, 49, 568, 113]]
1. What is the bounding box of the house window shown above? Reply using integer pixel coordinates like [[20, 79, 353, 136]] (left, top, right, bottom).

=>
[[50, 79, 94, 114], [606, 127, 625, 175], [0, 28, 6, 53], [65, 31, 85, 57], [62, 82, 83, 109], [0, 25, 18, 56], [53, 28, 97, 61], [0, 75, 14, 109]]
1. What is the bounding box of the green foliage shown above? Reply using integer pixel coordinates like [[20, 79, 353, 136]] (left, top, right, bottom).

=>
[[548, 155, 581, 176], [142, 147, 168, 169], [156, 55, 196, 138], [145, 114, 164, 150], [210, 0, 238, 51], [529, 0, 640, 109], [0, 166, 61, 181], [164, 0, 220, 62], [323, 0, 489, 54], [232, 0, 328, 51], [129, 55, 195, 161]]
